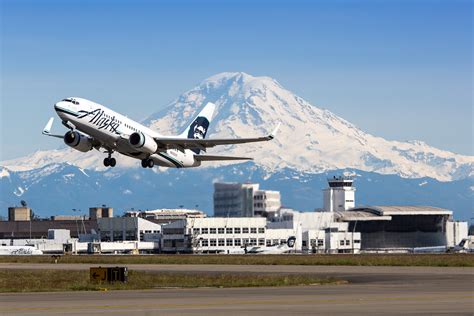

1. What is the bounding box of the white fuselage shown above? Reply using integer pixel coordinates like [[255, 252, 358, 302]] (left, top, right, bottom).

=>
[[246, 243, 294, 254], [54, 97, 198, 168], [0, 246, 43, 255]]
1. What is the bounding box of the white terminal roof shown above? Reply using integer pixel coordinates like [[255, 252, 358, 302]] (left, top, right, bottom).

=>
[[336, 205, 452, 222]]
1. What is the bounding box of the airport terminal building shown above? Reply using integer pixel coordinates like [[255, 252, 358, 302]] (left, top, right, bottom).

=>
[[1, 178, 469, 255], [161, 217, 297, 253]]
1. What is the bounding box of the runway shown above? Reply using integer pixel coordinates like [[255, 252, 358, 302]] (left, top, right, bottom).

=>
[[0, 264, 473, 315]]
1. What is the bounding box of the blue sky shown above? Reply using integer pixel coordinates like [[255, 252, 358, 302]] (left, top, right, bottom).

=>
[[1, 0, 472, 160]]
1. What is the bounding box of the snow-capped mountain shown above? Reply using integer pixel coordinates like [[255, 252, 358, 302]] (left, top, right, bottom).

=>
[[2, 72, 472, 181], [1, 72, 473, 220], [1, 162, 472, 220]]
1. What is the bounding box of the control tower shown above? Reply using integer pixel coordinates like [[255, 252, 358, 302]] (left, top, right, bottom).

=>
[[323, 176, 355, 212]]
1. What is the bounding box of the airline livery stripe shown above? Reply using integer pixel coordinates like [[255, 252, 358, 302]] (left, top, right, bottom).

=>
[[55, 106, 79, 117], [157, 152, 183, 168]]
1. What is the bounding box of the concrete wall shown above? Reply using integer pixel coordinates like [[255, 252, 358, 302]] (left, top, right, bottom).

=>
[[446, 221, 468, 247], [98, 217, 161, 242], [8, 207, 31, 221]]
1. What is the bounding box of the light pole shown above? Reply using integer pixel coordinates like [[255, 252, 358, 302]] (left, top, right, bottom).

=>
[[72, 209, 81, 237]]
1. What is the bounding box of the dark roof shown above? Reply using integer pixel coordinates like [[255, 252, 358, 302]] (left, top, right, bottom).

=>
[[0, 220, 98, 239], [336, 205, 452, 222], [353, 206, 452, 216]]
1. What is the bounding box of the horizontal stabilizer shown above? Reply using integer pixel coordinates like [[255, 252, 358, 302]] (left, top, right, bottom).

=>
[[195, 155, 253, 161]]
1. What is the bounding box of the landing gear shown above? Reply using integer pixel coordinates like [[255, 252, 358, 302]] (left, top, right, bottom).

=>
[[103, 157, 116, 167], [141, 158, 154, 168], [103, 151, 116, 167]]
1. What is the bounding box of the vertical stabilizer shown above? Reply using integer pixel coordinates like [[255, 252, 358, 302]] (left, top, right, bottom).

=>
[[179, 102, 216, 153]]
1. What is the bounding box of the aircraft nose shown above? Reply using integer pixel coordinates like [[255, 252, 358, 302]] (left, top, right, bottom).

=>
[[54, 101, 63, 111], [54, 101, 69, 117]]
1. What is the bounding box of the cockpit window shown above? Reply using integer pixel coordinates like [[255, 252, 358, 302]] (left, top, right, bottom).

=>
[[62, 98, 79, 105]]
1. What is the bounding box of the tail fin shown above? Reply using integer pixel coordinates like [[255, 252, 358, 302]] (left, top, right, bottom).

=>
[[287, 236, 296, 248], [179, 102, 216, 153]]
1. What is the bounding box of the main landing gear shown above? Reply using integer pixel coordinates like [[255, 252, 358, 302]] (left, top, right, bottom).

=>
[[141, 158, 154, 168], [103, 152, 116, 167]]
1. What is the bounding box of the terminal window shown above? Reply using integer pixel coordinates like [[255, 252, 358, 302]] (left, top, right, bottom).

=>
[[201, 239, 209, 247], [226, 228, 233, 234], [101, 231, 111, 242], [250, 228, 257, 234], [218, 239, 225, 246], [226, 239, 233, 246], [258, 238, 265, 246], [218, 228, 224, 234], [210, 239, 217, 246], [210, 228, 217, 234], [193, 228, 200, 234], [125, 231, 137, 240], [113, 231, 123, 241], [243, 238, 250, 245], [234, 228, 241, 234], [258, 228, 265, 234], [202, 228, 209, 234], [242, 228, 249, 234], [163, 228, 184, 235], [250, 238, 257, 246], [234, 239, 241, 246], [266, 240, 272, 246]]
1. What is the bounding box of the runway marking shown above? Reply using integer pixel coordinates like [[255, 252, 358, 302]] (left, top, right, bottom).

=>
[[2, 294, 473, 313]]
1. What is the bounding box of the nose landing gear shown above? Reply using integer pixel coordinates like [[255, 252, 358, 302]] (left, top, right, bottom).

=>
[[141, 158, 154, 168]]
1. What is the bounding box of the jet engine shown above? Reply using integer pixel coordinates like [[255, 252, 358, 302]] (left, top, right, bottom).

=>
[[129, 132, 158, 154], [63, 131, 93, 152]]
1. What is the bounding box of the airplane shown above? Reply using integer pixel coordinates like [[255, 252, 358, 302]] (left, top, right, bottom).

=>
[[244, 236, 297, 254], [0, 245, 43, 255], [42, 97, 279, 168], [224, 236, 296, 254]]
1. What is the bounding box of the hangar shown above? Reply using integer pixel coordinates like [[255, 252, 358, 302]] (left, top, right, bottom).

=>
[[335, 206, 466, 251]]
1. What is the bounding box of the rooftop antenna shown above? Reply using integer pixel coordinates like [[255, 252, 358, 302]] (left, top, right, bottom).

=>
[[20, 200, 27, 207]]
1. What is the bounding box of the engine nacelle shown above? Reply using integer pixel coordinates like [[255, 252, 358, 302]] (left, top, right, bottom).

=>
[[129, 132, 157, 154], [64, 131, 93, 153]]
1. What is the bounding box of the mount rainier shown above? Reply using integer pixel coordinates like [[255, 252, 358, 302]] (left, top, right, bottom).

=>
[[1, 72, 472, 219]]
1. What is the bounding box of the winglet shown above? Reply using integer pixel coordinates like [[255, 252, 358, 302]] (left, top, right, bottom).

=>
[[269, 122, 281, 139], [42, 117, 54, 135], [42, 117, 63, 138]]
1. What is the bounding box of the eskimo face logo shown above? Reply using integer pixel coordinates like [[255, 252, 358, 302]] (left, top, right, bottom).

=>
[[187, 117, 209, 140], [287, 237, 296, 248]]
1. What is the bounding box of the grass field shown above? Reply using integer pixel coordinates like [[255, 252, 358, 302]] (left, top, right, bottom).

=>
[[0, 254, 472, 267], [0, 270, 344, 292]]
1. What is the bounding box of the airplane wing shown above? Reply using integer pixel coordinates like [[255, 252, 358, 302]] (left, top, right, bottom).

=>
[[154, 123, 280, 150], [194, 155, 253, 161]]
